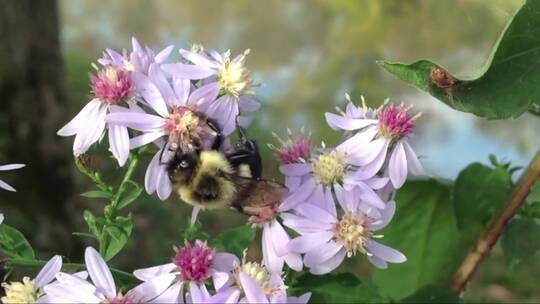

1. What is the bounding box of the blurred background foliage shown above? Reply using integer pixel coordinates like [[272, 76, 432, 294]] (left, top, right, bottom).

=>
[[1, 0, 539, 302]]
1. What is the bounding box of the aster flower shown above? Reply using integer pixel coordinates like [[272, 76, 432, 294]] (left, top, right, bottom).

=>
[[284, 197, 405, 274], [43, 247, 175, 303], [98, 37, 174, 75], [1, 255, 62, 303], [232, 258, 311, 304], [106, 63, 223, 200], [0, 163, 25, 192], [326, 96, 425, 189], [133, 240, 239, 303], [57, 62, 134, 166], [246, 202, 303, 274], [163, 48, 260, 135], [278, 144, 387, 213]]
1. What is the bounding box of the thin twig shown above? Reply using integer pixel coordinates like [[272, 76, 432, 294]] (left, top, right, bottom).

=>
[[450, 151, 540, 293]]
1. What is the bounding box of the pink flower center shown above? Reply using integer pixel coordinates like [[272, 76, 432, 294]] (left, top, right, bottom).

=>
[[164, 107, 210, 147], [173, 241, 215, 282], [277, 137, 311, 164], [101, 293, 138, 304], [90, 66, 133, 103], [378, 105, 416, 139]]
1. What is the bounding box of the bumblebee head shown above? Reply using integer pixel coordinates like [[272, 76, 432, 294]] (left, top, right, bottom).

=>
[[167, 149, 201, 184]]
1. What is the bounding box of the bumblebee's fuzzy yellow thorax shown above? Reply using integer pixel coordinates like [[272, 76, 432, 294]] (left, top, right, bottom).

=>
[[177, 151, 236, 210], [199, 151, 234, 174]]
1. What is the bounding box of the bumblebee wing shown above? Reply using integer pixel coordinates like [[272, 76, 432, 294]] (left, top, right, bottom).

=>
[[232, 177, 288, 215]]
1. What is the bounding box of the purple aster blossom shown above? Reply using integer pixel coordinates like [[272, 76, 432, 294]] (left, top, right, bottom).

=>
[[278, 145, 388, 213], [43, 247, 175, 303], [98, 37, 174, 76], [1, 255, 62, 303], [57, 63, 134, 166], [326, 96, 425, 189], [106, 63, 223, 200], [232, 260, 311, 304], [133, 240, 239, 303], [0, 163, 25, 192], [162, 48, 260, 135], [284, 195, 405, 274]]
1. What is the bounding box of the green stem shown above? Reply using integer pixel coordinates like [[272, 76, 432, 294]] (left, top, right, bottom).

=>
[[111, 147, 144, 210], [8, 258, 138, 284], [75, 156, 111, 193]]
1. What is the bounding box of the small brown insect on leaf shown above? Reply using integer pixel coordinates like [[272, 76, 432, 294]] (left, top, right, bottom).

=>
[[430, 67, 459, 91]]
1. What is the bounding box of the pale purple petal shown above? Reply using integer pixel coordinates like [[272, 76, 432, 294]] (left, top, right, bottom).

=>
[[309, 247, 347, 275], [336, 126, 377, 154], [0, 164, 25, 171], [212, 271, 233, 291], [134, 73, 169, 117], [403, 140, 426, 176], [389, 141, 408, 188], [295, 203, 336, 224], [54, 272, 96, 292], [0, 180, 16, 192], [279, 177, 316, 211], [106, 112, 165, 132], [262, 223, 284, 274], [149, 64, 177, 108], [162, 63, 216, 80], [206, 95, 238, 135], [366, 240, 406, 263], [33, 255, 62, 288], [73, 102, 107, 155], [211, 287, 240, 304], [129, 132, 165, 150], [284, 176, 301, 192], [351, 139, 389, 178], [237, 115, 254, 128], [173, 77, 191, 105], [188, 282, 209, 303], [365, 177, 389, 190], [62, 100, 99, 139], [281, 213, 333, 234], [279, 163, 311, 177], [133, 263, 176, 281], [155, 45, 174, 63], [239, 272, 269, 304], [213, 253, 239, 272], [85, 247, 116, 298], [145, 148, 162, 194], [370, 200, 396, 231], [187, 82, 221, 109], [238, 97, 261, 112], [368, 255, 388, 269], [304, 241, 343, 268], [347, 134, 386, 166], [356, 183, 386, 209], [108, 125, 130, 166], [43, 283, 100, 303], [268, 220, 290, 257], [131, 37, 144, 54], [156, 160, 173, 200], [345, 102, 361, 118], [128, 273, 176, 302], [322, 187, 337, 216], [179, 49, 220, 69], [334, 184, 354, 211], [149, 281, 183, 304], [285, 252, 303, 272], [287, 231, 334, 253], [325, 113, 377, 131]]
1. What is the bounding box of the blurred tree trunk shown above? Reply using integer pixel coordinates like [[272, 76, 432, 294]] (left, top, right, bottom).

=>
[[0, 0, 77, 254]]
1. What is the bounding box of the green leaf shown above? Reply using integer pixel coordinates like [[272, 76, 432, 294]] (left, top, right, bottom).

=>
[[117, 181, 142, 209], [500, 217, 540, 267], [81, 190, 113, 199], [83, 210, 101, 237], [104, 215, 133, 261], [399, 285, 460, 303], [380, 0, 540, 119], [183, 223, 210, 243], [453, 163, 512, 229], [0, 224, 35, 259], [211, 225, 255, 257], [372, 179, 480, 299], [290, 272, 385, 303]]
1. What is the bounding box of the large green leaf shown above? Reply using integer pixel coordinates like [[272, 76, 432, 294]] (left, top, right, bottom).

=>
[[211, 225, 255, 257], [104, 215, 133, 261], [0, 224, 35, 259], [291, 272, 385, 303], [380, 0, 540, 119], [372, 179, 479, 299], [453, 163, 512, 229], [501, 217, 540, 267]]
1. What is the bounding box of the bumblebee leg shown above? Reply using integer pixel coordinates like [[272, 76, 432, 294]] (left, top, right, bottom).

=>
[[227, 143, 262, 178], [206, 118, 223, 150]]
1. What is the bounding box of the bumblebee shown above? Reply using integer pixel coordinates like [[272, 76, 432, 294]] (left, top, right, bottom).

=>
[[166, 127, 286, 213]]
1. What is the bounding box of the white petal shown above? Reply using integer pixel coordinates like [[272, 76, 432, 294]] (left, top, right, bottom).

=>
[[179, 49, 220, 69], [149, 281, 183, 304], [389, 142, 408, 188], [133, 263, 176, 281], [403, 140, 426, 176], [85, 247, 116, 298], [43, 283, 101, 303], [106, 112, 165, 132], [57, 100, 101, 136], [129, 132, 164, 150], [262, 224, 284, 274], [304, 241, 343, 268], [294, 203, 336, 224], [155, 45, 174, 63], [279, 178, 316, 211], [370, 200, 396, 231], [108, 125, 130, 167], [129, 273, 176, 302], [239, 272, 269, 304], [0, 164, 25, 171], [135, 73, 169, 117], [309, 247, 347, 275], [33, 255, 62, 288], [287, 231, 334, 254], [149, 63, 177, 108], [366, 240, 407, 263], [0, 179, 16, 192]]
